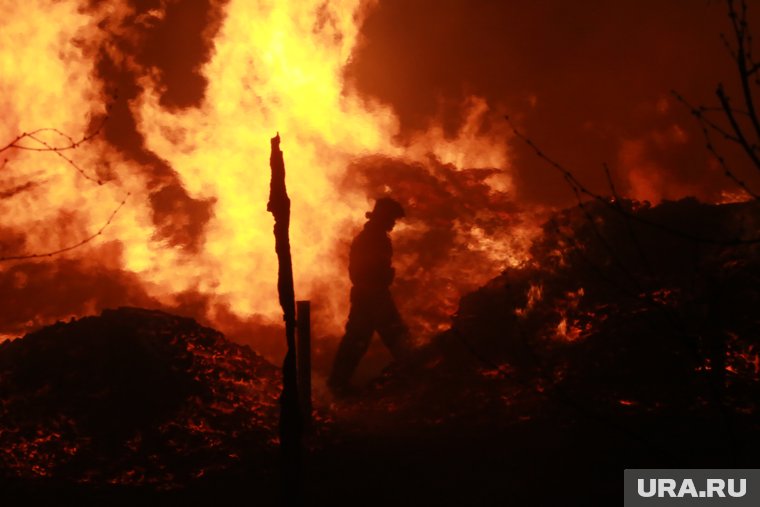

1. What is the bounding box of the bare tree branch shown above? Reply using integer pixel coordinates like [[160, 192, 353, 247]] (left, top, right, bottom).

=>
[[672, 89, 741, 142], [727, 0, 760, 148], [699, 115, 760, 199], [672, 89, 760, 199], [0, 193, 130, 262], [505, 115, 760, 245], [675, 0, 760, 198], [716, 83, 760, 170]]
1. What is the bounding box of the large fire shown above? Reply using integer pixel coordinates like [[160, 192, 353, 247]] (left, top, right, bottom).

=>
[[2, 2, 759, 503], [0, 0, 525, 351]]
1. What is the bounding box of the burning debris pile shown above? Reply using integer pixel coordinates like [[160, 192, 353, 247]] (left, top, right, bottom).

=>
[[0, 307, 280, 488], [455, 198, 760, 402], [354, 198, 760, 429]]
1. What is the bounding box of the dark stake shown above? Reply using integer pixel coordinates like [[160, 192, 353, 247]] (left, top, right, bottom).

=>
[[267, 133, 303, 506]]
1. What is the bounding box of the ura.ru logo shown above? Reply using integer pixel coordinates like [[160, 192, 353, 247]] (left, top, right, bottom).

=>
[[638, 478, 746, 498]]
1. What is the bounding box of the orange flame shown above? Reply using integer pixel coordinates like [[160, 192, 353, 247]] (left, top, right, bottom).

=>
[[0, 0, 530, 355]]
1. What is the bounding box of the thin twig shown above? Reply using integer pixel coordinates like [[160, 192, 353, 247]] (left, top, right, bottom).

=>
[[675, 86, 760, 198], [727, 0, 760, 155], [0, 193, 130, 262], [700, 120, 760, 199], [671, 90, 741, 143], [505, 115, 760, 245], [716, 84, 760, 170]]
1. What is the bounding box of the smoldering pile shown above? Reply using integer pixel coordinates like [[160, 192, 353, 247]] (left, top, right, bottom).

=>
[[0, 307, 280, 488]]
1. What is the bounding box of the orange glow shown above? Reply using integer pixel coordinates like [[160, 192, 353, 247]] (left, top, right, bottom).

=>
[[0, 0, 522, 353], [553, 288, 586, 342], [554, 316, 582, 342], [515, 282, 542, 317]]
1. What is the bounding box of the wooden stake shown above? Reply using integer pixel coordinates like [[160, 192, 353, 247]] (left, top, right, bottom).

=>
[[267, 133, 303, 506]]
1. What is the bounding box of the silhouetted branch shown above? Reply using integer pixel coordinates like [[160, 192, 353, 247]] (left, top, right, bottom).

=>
[[0, 193, 130, 262], [674, 0, 760, 201], [671, 90, 760, 199], [671, 90, 741, 142], [716, 83, 760, 169], [727, 0, 760, 142], [702, 115, 760, 200], [713, 0, 760, 164], [505, 115, 760, 245]]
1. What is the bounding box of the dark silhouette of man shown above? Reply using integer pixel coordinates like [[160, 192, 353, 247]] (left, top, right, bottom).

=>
[[328, 197, 410, 395]]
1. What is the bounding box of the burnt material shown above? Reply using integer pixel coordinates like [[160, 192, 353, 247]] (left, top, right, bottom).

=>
[[0, 307, 280, 488]]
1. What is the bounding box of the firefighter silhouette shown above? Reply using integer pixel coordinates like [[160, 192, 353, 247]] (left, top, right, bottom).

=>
[[328, 197, 410, 394]]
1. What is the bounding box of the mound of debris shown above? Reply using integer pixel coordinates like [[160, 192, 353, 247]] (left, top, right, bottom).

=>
[[0, 307, 280, 488], [453, 198, 760, 404], [352, 198, 760, 433]]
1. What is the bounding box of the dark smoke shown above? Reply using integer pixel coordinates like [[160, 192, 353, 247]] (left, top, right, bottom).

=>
[[85, 0, 227, 250], [346, 0, 760, 205], [0, 242, 157, 337]]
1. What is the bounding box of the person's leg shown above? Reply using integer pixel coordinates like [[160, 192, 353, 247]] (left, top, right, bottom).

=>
[[376, 293, 412, 359], [328, 295, 374, 391]]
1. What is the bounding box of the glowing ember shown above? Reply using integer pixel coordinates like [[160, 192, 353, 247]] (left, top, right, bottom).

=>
[[0, 308, 280, 487]]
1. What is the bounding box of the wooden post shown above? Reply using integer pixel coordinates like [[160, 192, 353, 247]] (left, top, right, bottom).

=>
[[296, 300, 312, 427], [267, 133, 303, 506]]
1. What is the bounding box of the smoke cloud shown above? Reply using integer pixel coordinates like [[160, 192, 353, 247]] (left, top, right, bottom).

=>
[[345, 0, 760, 204]]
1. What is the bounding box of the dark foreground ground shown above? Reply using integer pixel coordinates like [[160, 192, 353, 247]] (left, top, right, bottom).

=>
[[3, 383, 757, 506]]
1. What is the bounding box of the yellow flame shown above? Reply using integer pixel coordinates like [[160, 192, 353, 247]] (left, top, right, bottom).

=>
[[1, 0, 521, 350]]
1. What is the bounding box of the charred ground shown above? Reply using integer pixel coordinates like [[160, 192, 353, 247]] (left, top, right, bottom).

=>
[[0, 308, 280, 504]]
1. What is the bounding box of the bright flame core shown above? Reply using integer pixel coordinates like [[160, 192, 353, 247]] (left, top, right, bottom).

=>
[[0, 0, 526, 353]]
